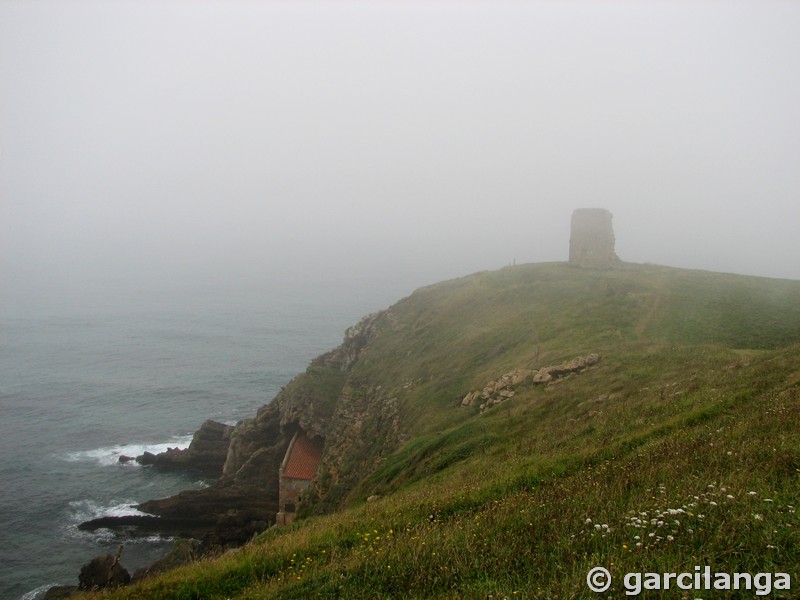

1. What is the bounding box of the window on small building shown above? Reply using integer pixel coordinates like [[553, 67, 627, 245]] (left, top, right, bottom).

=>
[[284, 502, 296, 513]]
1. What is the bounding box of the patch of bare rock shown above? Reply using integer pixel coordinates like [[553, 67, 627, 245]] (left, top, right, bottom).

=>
[[461, 354, 601, 412]]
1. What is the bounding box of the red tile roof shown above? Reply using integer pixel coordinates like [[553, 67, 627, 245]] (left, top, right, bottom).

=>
[[283, 432, 324, 480]]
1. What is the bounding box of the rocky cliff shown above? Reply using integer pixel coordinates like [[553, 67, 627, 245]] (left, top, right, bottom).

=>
[[81, 310, 398, 549]]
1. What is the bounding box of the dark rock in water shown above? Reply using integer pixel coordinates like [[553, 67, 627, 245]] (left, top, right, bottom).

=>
[[135, 451, 157, 466], [78, 551, 130, 591], [42, 585, 78, 599], [135, 420, 234, 477], [118, 455, 135, 463], [78, 514, 217, 539], [89, 408, 289, 547], [136, 479, 277, 547]]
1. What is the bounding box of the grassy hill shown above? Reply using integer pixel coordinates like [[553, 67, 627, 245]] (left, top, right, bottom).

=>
[[84, 262, 800, 599]]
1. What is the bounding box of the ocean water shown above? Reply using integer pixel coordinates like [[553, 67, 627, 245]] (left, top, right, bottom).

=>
[[0, 278, 403, 600]]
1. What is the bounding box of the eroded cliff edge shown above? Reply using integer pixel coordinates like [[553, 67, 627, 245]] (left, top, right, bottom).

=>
[[82, 309, 401, 548]]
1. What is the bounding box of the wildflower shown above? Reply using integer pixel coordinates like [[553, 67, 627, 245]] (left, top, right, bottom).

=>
[[754, 514, 764, 521], [585, 518, 593, 525], [709, 501, 718, 506], [748, 491, 757, 496], [726, 495, 734, 500], [667, 535, 674, 541]]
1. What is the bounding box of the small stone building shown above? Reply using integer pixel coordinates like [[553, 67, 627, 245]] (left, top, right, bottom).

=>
[[569, 208, 619, 269], [276, 430, 324, 527]]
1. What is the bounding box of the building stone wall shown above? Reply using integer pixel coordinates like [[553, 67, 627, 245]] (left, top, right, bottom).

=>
[[569, 208, 618, 269], [276, 476, 312, 526]]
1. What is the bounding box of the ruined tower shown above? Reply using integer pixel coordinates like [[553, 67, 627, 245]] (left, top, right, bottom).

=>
[[569, 208, 618, 269]]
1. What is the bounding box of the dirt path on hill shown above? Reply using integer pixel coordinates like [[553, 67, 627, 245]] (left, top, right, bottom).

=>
[[636, 289, 663, 339]]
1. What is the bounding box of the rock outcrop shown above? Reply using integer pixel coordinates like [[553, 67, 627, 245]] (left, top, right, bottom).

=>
[[135, 419, 234, 477], [78, 549, 130, 591], [461, 354, 601, 412], [78, 311, 392, 549]]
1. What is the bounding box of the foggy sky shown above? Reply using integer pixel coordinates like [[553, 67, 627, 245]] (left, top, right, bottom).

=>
[[2, 0, 799, 301]]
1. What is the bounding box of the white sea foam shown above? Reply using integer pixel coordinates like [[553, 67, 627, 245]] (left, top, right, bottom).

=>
[[19, 583, 61, 600], [64, 498, 149, 543], [63, 435, 194, 467], [67, 497, 146, 522]]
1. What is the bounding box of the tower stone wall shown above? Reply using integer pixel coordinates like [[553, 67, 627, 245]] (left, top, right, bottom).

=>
[[569, 208, 618, 269]]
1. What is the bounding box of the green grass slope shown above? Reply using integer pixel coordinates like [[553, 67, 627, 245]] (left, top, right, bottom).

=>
[[85, 262, 800, 599]]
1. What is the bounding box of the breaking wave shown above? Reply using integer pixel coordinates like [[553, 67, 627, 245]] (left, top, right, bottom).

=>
[[62, 435, 193, 467]]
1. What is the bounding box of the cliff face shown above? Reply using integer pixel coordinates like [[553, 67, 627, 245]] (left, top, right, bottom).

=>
[[103, 310, 399, 546], [221, 310, 391, 482]]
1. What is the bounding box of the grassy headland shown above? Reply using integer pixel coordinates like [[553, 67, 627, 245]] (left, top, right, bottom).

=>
[[83, 262, 800, 599]]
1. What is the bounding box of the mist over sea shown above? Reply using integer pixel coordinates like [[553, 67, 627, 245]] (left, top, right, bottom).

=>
[[0, 276, 409, 600]]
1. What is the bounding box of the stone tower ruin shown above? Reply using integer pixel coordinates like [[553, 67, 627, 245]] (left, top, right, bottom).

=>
[[569, 208, 618, 269]]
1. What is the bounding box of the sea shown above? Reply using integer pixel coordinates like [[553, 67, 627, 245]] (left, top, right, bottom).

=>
[[0, 275, 413, 600]]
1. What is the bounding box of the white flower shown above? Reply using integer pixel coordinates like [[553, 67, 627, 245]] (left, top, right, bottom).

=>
[[667, 535, 674, 541], [726, 495, 734, 500], [585, 518, 593, 525], [748, 491, 757, 496], [754, 514, 764, 521]]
